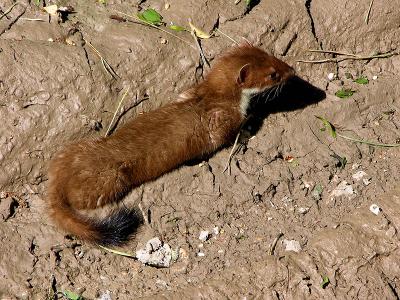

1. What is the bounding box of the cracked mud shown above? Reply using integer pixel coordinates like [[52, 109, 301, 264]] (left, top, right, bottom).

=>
[[0, 0, 399, 299]]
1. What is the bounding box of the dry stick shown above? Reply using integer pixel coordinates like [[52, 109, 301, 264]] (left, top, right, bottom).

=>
[[337, 133, 400, 148], [222, 116, 251, 174], [215, 28, 239, 45], [365, 0, 374, 24], [99, 245, 136, 259], [269, 232, 283, 255], [191, 30, 210, 68], [83, 37, 119, 79], [114, 10, 196, 50], [297, 51, 398, 64], [0, 2, 18, 20], [19, 17, 45, 21], [105, 87, 130, 137], [307, 49, 357, 57]]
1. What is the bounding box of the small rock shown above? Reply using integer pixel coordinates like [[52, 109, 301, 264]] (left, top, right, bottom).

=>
[[363, 178, 371, 186], [212, 226, 219, 236], [352, 170, 367, 181], [199, 230, 210, 242], [369, 204, 380, 215], [0, 197, 17, 221], [217, 249, 224, 254], [97, 290, 112, 300], [197, 252, 205, 257], [160, 38, 168, 44], [198, 243, 203, 248], [283, 239, 302, 253], [330, 181, 354, 198], [372, 75, 378, 80], [136, 237, 174, 267], [327, 73, 335, 81], [298, 207, 310, 214]]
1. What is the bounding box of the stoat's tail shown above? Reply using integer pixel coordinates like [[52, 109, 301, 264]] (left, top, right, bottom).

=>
[[48, 189, 143, 246]]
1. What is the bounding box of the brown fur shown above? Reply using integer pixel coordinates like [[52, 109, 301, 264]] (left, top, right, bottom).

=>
[[47, 44, 295, 244]]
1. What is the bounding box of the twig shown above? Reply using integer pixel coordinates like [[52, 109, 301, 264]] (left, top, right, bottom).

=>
[[0, 2, 18, 20], [307, 49, 357, 57], [191, 30, 210, 68], [222, 116, 251, 174], [297, 51, 398, 64], [215, 28, 239, 45], [105, 87, 130, 137], [222, 130, 242, 175], [99, 245, 136, 258], [114, 10, 196, 50], [365, 0, 374, 24], [269, 232, 283, 255], [337, 133, 400, 148], [19, 17, 45, 21], [83, 37, 120, 79]]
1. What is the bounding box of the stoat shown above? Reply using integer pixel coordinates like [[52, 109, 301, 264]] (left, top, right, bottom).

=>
[[47, 44, 295, 245]]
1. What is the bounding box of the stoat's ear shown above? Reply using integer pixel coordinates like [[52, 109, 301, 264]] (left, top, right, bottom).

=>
[[237, 63, 251, 86]]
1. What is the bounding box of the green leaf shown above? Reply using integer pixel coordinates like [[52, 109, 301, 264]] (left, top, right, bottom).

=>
[[137, 8, 163, 26], [62, 290, 83, 300], [354, 76, 369, 84], [169, 24, 187, 32], [315, 116, 337, 138], [321, 276, 330, 289], [33, 0, 40, 5], [312, 184, 323, 201], [335, 88, 355, 98]]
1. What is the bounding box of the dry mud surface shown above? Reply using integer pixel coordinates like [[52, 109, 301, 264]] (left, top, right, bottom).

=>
[[1, 0, 400, 299]]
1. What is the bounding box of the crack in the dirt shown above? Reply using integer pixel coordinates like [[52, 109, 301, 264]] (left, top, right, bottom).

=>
[[0, 4, 26, 37], [82, 46, 94, 82], [305, 0, 320, 47]]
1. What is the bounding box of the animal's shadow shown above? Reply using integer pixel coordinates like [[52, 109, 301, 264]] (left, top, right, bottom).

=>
[[185, 76, 325, 166], [246, 76, 326, 136]]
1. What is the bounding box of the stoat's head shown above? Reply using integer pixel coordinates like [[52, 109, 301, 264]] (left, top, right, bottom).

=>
[[205, 44, 295, 116]]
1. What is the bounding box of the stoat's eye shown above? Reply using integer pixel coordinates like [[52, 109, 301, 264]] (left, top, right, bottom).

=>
[[268, 72, 280, 81]]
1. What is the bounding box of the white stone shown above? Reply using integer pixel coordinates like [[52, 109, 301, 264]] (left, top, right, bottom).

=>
[[327, 73, 335, 81], [331, 181, 354, 198], [199, 230, 210, 242], [283, 239, 302, 253], [369, 204, 380, 215], [352, 170, 368, 181], [372, 75, 378, 80]]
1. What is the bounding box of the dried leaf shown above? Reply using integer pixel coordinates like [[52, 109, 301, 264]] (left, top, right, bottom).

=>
[[189, 21, 211, 39], [43, 5, 58, 16]]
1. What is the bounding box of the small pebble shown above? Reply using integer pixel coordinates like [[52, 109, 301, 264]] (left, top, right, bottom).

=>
[[298, 207, 310, 214], [327, 73, 335, 81], [352, 170, 367, 181], [217, 249, 224, 254], [160, 38, 168, 44], [198, 243, 203, 248], [197, 252, 205, 257], [97, 290, 112, 300], [47, 38, 54, 42], [372, 75, 378, 80], [164, 2, 170, 9], [212, 226, 219, 236], [369, 204, 380, 215], [283, 239, 302, 253], [199, 230, 210, 242], [363, 178, 371, 186]]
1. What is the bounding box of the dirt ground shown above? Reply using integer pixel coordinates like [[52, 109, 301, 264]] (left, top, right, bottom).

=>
[[1, 0, 400, 299]]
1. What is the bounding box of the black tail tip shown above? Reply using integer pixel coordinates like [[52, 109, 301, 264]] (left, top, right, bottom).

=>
[[94, 207, 144, 246]]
